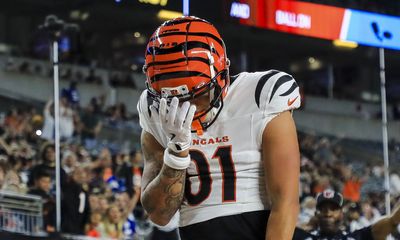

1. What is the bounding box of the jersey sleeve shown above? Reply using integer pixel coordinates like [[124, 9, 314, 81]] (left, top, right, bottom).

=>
[[254, 70, 301, 116], [137, 90, 153, 133], [137, 90, 168, 148]]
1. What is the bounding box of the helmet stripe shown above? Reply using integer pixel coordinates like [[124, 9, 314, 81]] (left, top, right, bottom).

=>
[[146, 56, 210, 68], [150, 32, 224, 48], [150, 71, 210, 83], [147, 41, 218, 57]]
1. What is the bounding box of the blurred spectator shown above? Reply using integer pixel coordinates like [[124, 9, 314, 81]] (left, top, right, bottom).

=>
[[359, 201, 381, 226], [106, 106, 123, 128], [89, 96, 104, 115], [115, 191, 136, 238], [361, 166, 385, 196], [346, 203, 364, 232], [118, 103, 129, 121], [101, 148, 113, 170], [61, 168, 91, 235], [78, 102, 102, 148], [41, 100, 54, 141], [27, 171, 55, 232], [102, 205, 125, 238], [98, 195, 110, 216], [28, 171, 51, 198], [312, 175, 332, 195], [4, 108, 29, 136], [390, 171, 400, 196], [294, 189, 400, 240], [107, 152, 133, 195], [297, 196, 317, 230], [64, 81, 80, 109], [85, 211, 104, 238], [0, 159, 8, 189], [342, 173, 363, 203], [103, 190, 137, 238], [59, 91, 75, 140], [89, 194, 101, 213], [131, 150, 143, 193], [28, 142, 67, 190], [313, 137, 337, 163], [62, 150, 78, 174], [2, 169, 26, 193]]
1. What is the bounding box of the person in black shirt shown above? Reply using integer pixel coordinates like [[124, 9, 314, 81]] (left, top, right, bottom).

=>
[[294, 189, 400, 240], [27, 171, 56, 232], [61, 167, 90, 234], [28, 142, 67, 191]]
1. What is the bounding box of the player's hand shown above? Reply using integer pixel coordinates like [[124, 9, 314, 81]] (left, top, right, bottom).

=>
[[151, 97, 196, 153]]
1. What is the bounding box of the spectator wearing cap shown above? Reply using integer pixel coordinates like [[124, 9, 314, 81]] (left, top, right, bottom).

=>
[[294, 189, 400, 240]]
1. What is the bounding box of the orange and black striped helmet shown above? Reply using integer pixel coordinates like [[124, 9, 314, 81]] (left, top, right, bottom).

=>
[[143, 16, 230, 134]]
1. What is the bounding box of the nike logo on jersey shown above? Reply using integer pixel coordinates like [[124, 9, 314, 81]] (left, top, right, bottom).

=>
[[287, 96, 298, 106], [170, 133, 176, 140]]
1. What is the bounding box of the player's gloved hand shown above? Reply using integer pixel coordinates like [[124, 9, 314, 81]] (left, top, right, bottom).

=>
[[150, 97, 196, 170], [151, 97, 196, 153]]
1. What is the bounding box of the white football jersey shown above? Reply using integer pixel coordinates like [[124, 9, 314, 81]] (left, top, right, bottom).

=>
[[137, 70, 301, 227]]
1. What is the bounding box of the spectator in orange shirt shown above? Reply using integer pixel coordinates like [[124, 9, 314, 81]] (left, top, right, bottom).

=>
[[342, 175, 362, 202]]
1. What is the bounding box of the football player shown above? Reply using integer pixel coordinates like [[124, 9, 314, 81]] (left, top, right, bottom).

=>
[[138, 16, 301, 240]]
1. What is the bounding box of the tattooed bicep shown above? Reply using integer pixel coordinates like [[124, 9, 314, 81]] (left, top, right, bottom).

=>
[[141, 130, 164, 190]]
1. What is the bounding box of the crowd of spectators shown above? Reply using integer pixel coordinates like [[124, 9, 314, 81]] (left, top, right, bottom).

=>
[[297, 132, 400, 236], [0, 95, 400, 239], [0, 94, 150, 239], [3, 57, 139, 89]]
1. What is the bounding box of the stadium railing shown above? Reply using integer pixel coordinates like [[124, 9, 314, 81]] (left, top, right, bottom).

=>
[[0, 190, 46, 237]]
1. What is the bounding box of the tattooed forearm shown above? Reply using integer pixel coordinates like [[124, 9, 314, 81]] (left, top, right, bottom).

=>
[[140, 131, 187, 224], [163, 165, 185, 178], [142, 164, 186, 220], [161, 166, 186, 218]]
